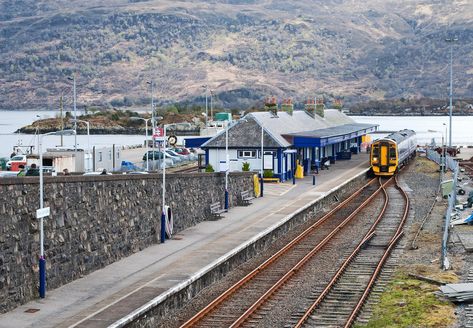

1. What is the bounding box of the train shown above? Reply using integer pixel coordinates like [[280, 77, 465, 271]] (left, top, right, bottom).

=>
[[370, 129, 417, 176]]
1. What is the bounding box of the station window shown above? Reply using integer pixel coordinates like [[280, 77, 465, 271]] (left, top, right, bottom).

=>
[[98, 152, 103, 162], [237, 150, 257, 159]]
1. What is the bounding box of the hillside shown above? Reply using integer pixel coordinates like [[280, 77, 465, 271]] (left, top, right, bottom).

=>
[[0, 0, 472, 110]]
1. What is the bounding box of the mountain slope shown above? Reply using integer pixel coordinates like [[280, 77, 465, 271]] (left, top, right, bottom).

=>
[[0, 0, 472, 110]]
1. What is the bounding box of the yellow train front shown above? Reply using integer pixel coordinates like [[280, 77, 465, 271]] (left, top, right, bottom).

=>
[[370, 129, 417, 176]]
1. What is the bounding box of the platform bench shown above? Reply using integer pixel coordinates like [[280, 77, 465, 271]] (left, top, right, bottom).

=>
[[263, 177, 280, 183], [209, 202, 225, 220], [239, 190, 255, 206]]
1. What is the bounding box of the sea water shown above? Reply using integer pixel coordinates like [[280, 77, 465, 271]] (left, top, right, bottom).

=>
[[0, 111, 471, 158]]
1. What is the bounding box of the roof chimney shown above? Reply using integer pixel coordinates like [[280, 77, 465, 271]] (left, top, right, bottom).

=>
[[265, 96, 278, 117], [304, 98, 316, 118], [281, 98, 293, 115]]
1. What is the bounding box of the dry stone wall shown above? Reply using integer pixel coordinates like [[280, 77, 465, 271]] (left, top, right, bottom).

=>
[[0, 172, 253, 313]]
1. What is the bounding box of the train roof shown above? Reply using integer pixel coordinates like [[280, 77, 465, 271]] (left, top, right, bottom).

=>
[[376, 129, 416, 144]]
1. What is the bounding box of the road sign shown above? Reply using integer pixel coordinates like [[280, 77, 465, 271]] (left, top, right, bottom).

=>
[[153, 127, 164, 139], [36, 207, 50, 219]]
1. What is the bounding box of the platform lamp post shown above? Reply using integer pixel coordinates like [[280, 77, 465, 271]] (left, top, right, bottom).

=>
[[161, 123, 176, 243], [38, 129, 75, 298], [224, 119, 230, 210], [131, 117, 151, 171], [260, 123, 264, 197], [446, 37, 458, 148]]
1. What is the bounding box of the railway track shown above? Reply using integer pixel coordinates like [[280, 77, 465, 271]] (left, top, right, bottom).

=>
[[171, 164, 199, 173], [294, 176, 409, 327], [179, 177, 406, 328]]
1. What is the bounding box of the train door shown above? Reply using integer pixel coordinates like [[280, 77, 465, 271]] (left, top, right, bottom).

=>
[[380, 143, 388, 166]]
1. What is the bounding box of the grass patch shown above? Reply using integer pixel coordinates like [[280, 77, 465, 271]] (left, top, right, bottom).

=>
[[355, 271, 456, 328]]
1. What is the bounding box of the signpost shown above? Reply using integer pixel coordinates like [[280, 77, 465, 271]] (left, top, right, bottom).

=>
[[36, 207, 50, 219]]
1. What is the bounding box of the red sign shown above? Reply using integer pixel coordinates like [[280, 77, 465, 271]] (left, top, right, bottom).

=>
[[153, 127, 164, 139]]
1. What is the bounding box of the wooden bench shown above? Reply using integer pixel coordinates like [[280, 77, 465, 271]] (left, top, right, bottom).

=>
[[263, 177, 280, 183], [209, 202, 225, 220], [239, 190, 255, 206]]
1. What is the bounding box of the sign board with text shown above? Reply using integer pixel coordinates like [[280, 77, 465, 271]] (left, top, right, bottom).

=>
[[36, 207, 50, 219]]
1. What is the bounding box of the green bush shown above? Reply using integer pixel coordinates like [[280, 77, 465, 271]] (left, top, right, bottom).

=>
[[263, 169, 273, 178], [205, 164, 215, 173], [242, 162, 250, 171]]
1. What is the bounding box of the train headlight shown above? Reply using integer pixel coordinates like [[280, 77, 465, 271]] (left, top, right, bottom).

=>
[[372, 157, 378, 163]]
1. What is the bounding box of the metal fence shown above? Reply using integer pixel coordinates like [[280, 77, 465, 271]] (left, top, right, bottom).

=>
[[427, 149, 459, 269]]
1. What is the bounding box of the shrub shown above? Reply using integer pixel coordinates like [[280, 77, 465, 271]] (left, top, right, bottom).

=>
[[242, 162, 250, 171], [263, 169, 273, 178], [205, 164, 215, 172]]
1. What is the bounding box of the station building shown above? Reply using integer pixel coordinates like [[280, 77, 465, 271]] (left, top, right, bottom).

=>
[[200, 106, 378, 182]]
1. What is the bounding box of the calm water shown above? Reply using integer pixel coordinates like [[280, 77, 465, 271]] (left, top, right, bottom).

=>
[[351, 115, 470, 146], [0, 110, 146, 157], [0, 111, 471, 157]]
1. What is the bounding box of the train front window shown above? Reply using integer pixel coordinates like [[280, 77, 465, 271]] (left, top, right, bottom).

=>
[[389, 147, 396, 160]]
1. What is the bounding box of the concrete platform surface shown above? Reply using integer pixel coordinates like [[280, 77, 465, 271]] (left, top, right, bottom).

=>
[[0, 153, 370, 328]]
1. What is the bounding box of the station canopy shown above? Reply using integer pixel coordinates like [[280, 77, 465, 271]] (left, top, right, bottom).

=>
[[283, 123, 378, 148]]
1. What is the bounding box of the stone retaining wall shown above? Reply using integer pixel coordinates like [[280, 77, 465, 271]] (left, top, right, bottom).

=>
[[0, 172, 254, 313]]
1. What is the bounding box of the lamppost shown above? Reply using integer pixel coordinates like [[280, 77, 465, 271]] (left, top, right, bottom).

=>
[[147, 81, 155, 156], [446, 37, 458, 148], [131, 117, 151, 171], [210, 89, 214, 124], [202, 85, 208, 127], [38, 129, 75, 298], [443, 122, 447, 175], [72, 119, 91, 172], [260, 123, 264, 197], [67, 75, 77, 152], [225, 119, 230, 210], [161, 123, 176, 243]]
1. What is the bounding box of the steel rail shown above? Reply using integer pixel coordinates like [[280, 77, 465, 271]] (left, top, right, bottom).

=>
[[344, 175, 410, 328], [293, 177, 392, 327], [228, 178, 389, 328], [179, 178, 378, 328]]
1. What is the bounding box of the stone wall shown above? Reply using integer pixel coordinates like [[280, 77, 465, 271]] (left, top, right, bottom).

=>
[[0, 172, 254, 313]]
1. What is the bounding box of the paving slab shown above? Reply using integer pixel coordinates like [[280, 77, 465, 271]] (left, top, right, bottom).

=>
[[0, 153, 370, 328]]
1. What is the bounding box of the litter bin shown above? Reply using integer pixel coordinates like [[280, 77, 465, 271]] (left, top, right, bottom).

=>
[[328, 156, 336, 164]]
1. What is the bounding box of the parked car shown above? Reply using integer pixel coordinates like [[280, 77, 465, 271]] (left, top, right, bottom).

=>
[[172, 147, 196, 161], [166, 149, 187, 162], [142, 151, 175, 168], [163, 150, 183, 163]]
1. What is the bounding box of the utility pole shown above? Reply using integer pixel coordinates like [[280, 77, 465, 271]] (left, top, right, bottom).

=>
[[73, 74, 77, 152], [60, 96, 64, 147], [446, 37, 458, 148]]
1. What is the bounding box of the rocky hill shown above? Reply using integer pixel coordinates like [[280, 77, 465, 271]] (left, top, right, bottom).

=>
[[1, 0, 472, 110]]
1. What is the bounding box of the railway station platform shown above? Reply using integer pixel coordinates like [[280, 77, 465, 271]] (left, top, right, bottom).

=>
[[0, 153, 371, 328]]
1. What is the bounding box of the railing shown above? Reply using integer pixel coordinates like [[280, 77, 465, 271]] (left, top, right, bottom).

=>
[[427, 149, 459, 269]]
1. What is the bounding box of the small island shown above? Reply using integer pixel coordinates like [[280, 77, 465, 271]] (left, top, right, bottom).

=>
[[17, 109, 203, 135]]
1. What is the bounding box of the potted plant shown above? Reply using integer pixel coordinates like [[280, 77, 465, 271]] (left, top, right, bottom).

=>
[[242, 162, 250, 171]]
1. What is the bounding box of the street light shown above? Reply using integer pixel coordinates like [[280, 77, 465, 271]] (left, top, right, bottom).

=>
[[67, 75, 77, 152], [202, 85, 208, 128], [446, 37, 458, 148], [443, 123, 447, 176], [71, 119, 91, 172], [147, 81, 155, 157], [260, 123, 264, 197], [38, 129, 75, 298], [161, 123, 177, 243], [131, 117, 151, 171], [225, 118, 230, 210]]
